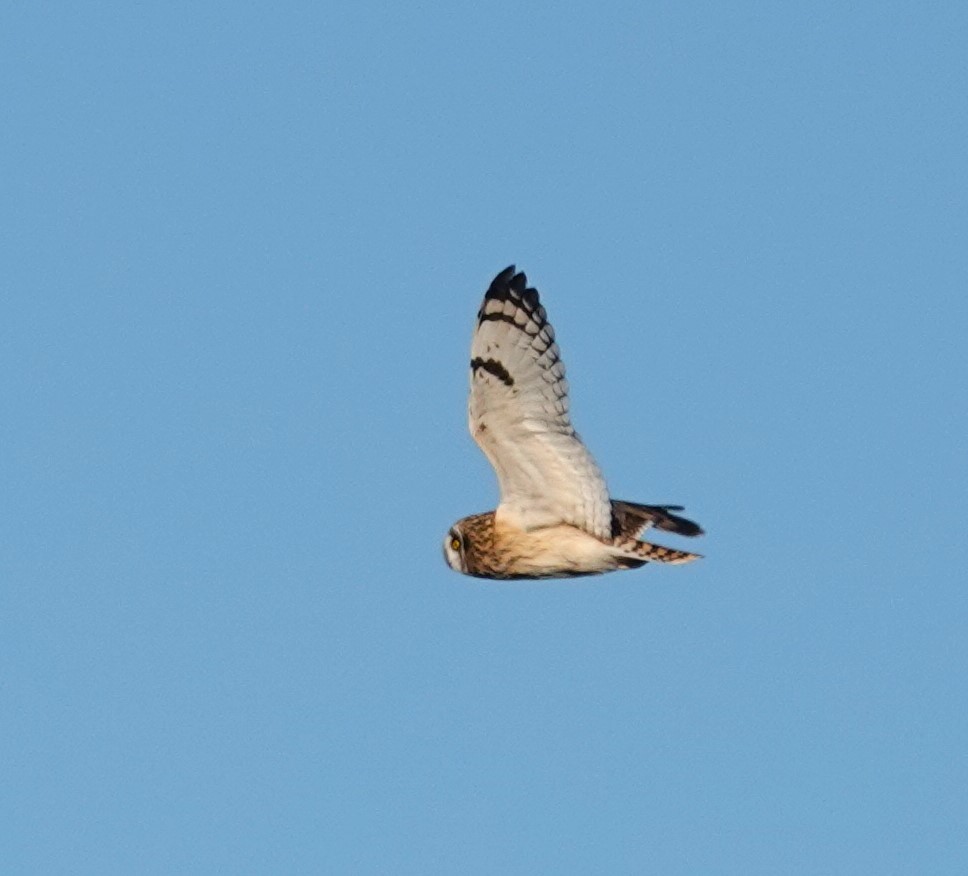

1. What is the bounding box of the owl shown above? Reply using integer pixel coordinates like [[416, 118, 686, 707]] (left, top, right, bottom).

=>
[[443, 266, 704, 580]]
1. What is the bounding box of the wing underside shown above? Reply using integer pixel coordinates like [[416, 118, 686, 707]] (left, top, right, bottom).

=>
[[468, 266, 612, 539]]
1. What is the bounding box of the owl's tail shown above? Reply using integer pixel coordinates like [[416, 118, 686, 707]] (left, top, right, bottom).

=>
[[624, 540, 703, 565]]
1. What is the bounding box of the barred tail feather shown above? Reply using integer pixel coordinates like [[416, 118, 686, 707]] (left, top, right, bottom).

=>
[[631, 541, 703, 565]]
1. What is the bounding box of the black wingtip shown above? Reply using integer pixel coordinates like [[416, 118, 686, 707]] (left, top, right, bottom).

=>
[[486, 265, 520, 296], [611, 501, 705, 539], [649, 504, 703, 537], [676, 520, 705, 537], [484, 265, 543, 310]]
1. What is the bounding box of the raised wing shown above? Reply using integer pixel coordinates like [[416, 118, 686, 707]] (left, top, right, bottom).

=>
[[468, 266, 612, 538]]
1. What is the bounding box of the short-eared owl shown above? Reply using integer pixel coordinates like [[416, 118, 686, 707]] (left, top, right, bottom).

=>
[[443, 266, 704, 580]]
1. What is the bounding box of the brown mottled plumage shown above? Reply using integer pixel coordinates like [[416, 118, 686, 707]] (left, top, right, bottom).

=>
[[443, 266, 704, 580]]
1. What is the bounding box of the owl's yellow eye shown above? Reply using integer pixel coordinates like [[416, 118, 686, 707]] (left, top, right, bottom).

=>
[[451, 538, 461, 551]]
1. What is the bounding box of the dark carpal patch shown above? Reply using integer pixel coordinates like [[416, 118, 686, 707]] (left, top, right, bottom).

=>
[[471, 357, 514, 386]]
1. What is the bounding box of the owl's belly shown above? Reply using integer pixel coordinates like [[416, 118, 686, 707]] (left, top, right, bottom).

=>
[[496, 523, 623, 578]]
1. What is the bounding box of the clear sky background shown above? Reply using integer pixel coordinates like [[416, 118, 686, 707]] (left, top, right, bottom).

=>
[[3, 2, 967, 874]]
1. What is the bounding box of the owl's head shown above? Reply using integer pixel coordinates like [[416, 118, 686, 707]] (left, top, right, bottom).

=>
[[442, 526, 468, 574], [442, 512, 497, 577]]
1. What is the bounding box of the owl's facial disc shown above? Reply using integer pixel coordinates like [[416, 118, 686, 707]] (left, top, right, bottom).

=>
[[442, 527, 466, 574]]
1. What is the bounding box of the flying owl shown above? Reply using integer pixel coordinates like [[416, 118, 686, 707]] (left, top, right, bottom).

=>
[[443, 265, 704, 580]]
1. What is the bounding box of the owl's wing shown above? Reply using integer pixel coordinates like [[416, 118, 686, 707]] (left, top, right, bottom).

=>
[[467, 266, 612, 539]]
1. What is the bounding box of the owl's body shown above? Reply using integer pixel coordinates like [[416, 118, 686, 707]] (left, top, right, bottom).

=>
[[448, 513, 605, 580], [450, 505, 700, 579], [444, 266, 703, 580]]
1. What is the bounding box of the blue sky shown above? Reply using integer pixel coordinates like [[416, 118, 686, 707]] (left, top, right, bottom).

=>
[[2, 2, 967, 873]]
